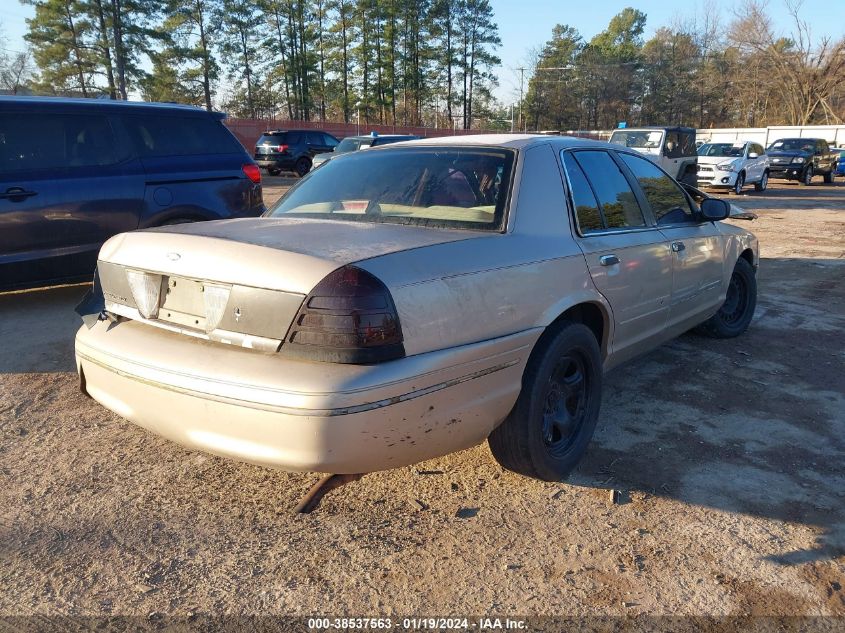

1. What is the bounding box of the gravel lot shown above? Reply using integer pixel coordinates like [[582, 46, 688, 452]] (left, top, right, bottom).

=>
[[1, 180, 843, 623]]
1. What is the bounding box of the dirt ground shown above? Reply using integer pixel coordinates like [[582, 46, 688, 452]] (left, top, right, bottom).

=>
[[1, 180, 843, 625]]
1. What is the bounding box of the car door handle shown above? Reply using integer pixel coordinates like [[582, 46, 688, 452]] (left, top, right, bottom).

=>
[[671, 241, 686, 252], [599, 254, 620, 266], [1, 187, 38, 201]]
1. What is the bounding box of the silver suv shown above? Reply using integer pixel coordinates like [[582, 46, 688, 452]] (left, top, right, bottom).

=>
[[697, 141, 770, 194]]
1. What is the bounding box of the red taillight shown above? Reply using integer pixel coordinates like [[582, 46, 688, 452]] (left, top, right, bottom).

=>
[[276, 144, 289, 152], [242, 163, 261, 184], [281, 266, 404, 364]]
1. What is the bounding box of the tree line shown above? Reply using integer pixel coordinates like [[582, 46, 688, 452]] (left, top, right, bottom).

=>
[[523, 3, 845, 131], [4, 1, 844, 130], [10, 0, 501, 128]]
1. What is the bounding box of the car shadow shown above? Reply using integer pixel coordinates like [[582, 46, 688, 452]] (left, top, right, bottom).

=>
[[568, 256, 845, 565], [0, 284, 87, 374]]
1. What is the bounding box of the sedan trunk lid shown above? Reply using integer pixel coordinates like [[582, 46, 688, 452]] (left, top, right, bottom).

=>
[[95, 217, 479, 351]]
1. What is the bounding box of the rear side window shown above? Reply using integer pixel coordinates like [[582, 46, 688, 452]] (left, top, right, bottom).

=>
[[322, 134, 338, 147], [0, 112, 117, 172], [123, 115, 242, 157], [618, 152, 693, 225], [570, 150, 646, 230], [561, 153, 603, 233]]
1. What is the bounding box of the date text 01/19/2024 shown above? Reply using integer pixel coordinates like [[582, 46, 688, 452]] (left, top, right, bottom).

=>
[[307, 617, 528, 630]]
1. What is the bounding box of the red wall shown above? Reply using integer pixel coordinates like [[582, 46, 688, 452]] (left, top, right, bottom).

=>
[[223, 117, 488, 151]]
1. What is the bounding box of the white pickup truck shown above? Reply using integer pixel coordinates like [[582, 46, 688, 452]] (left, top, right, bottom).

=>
[[696, 141, 770, 194]]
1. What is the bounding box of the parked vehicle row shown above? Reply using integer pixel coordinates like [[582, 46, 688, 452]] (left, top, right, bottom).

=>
[[76, 135, 759, 483], [694, 136, 838, 191], [0, 97, 264, 291]]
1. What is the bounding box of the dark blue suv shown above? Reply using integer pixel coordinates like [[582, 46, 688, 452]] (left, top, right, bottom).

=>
[[0, 97, 264, 291]]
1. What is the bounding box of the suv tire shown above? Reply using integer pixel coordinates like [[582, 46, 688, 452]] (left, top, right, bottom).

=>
[[488, 321, 602, 481], [823, 170, 834, 184], [295, 157, 311, 177], [696, 258, 757, 338], [733, 172, 745, 195], [754, 171, 768, 192]]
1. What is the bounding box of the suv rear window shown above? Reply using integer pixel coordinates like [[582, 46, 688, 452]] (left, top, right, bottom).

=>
[[269, 147, 514, 230], [257, 132, 287, 145], [123, 115, 242, 157]]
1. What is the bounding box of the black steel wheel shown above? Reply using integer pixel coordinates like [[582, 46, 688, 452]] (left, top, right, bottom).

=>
[[488, 321, 603, 481], [697, 257, 757, 338], [541, 353, 590, 458]]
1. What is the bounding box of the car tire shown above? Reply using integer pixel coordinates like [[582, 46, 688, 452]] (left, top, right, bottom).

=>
[[754, 170, 768, 192], [823, 170, 833, 184], [800, 166, 814, 186], [295, 157, 311, 177], [696, 258, 757, 339], [733, 172, 745, 195], [488, 321, 603, 481]]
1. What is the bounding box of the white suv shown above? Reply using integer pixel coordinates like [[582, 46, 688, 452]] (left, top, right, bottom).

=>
[[697, 141, 770, 194]]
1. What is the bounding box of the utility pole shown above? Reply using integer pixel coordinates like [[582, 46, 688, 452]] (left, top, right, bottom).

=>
[[517, 67, 525, 132]]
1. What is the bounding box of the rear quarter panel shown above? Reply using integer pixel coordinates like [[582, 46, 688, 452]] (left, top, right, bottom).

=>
[[716, 221, 759, 287], [138, 154, 263, 227]]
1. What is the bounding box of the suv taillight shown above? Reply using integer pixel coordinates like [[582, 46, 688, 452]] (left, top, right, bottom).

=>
[[242, 163, 261, 183], [281, 266, 405, 364]]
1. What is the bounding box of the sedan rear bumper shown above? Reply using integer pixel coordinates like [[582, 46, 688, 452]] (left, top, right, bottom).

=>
[[75, 320, 536, 473]]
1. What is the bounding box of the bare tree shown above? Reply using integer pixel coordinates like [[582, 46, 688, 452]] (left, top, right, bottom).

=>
[[729, 0, 845, 124], [0, 50, 34, 94]]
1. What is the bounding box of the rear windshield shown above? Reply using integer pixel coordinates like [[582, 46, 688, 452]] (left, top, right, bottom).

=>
[[768, 139, 814, 152], [698, 143, 745, 157], [258, 133, 287, 145], [268, 147, 515, 230]]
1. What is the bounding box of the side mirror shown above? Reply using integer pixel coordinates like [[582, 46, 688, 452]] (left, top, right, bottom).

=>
[[748, 152, 759, 159], [700, 198, 730, 222]]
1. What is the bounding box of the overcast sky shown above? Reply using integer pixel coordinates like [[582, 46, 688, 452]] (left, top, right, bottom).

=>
[[2, 0, 844, 106]]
